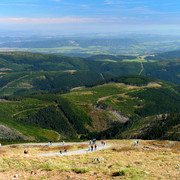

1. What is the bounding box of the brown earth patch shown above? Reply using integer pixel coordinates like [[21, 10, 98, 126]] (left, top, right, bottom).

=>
[[112, 146, 139, 152]]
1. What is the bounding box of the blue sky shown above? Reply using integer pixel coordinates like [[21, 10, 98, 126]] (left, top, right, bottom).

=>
[[0, 0, 180, 34]]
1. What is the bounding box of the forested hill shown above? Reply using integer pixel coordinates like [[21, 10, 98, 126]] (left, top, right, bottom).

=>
[[0, 75, 180, 142], [145, 50, 180, 61], [1, 52, 180, 96], [85, 75, 158, 87]]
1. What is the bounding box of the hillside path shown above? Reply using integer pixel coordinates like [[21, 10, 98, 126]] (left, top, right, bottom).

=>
[[11, 105, 48, 118], [100, 73, 105, 80], [37, 142, 110, 156], [4, 142, 111, 156], [139, 61, 144, 75], [0, 75, 29, 90]]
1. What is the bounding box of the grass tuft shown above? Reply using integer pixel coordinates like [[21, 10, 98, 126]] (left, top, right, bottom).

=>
[[72, 167, 91, 174], [112, 169, 128, 176]]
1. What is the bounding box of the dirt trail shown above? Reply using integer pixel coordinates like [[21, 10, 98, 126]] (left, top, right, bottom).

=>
[[11, 106, 48, 118], [0, 75, 29, 91], [97, 95, 113, 103], [4, 142, 110, 156], [38, 143, 110, 156], [100, 73, 105, 80], [139, 61, 144, 75]]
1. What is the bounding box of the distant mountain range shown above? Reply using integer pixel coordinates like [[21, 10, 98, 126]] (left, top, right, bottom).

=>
[[1, 34, 180, 56]]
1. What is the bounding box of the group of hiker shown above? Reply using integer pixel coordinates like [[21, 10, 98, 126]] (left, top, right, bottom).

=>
[[23, 139, 139, 155], [88, 144, 97, 151], [60, 141, 67, 154], [134, 140, 139, 146], [88, 139, 106, 152], [89, 138, 97, 145], [24, 150, 28, 154], [59, 146, 67, 154], [101, 140, 106, 146]]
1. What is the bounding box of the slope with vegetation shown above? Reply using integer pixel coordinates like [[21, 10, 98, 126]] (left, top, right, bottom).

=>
[[0, 51, 180, 142], [1, 75, 177, 142], [1, 51, 180, 96], [62, 75, 180, 141]]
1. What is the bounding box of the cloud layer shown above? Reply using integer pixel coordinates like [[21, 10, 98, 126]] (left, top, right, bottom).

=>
[[0, 17, 100, 24]]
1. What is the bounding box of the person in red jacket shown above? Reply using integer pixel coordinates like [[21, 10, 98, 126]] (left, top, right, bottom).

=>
[[64, 147, 67, 152]]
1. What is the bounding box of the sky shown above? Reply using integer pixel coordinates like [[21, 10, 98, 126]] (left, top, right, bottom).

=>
[[0, 0, 180, 35]]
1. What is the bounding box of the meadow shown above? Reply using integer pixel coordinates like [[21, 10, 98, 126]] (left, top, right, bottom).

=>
[[0, 140, 179, 179]]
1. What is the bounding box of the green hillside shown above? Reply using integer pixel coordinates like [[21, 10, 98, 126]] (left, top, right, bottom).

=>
[[0, 94, 93, 142], [145, 50, 180, 61], [61, 75, 180, 140], [0, 51, 180, 142], [0, 75, 180, 142], [1, 52, 180, 96]]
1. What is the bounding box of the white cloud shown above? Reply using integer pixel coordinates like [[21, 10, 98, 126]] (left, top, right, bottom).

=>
[[0, 16, 179, 26], [105, 0, 113, 4], [0, 17, 101, 24], [0, 2, 37, 6], [80, 4, 90, 8]]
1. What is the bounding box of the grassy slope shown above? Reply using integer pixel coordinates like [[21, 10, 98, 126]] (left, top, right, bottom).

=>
[[0, 98, 59, 141], [0, 93, 94, 141], [0, 140, 179, 179]]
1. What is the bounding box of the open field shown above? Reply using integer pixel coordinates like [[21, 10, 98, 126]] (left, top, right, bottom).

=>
[[1, 39, 180, 57], [0, 140, 179, 179]]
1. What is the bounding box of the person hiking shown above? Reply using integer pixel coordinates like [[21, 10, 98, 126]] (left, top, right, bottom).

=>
[[24, 150, 28, 154], [137, 140, 139, 146], [88, 145, 91, 151], [91, 145, 93, 151], [64, 147, 67, 152], [89, 140, 92, 144], [94, 144, 97, 150], [62, 141, 65, 145], [60, 150, 62, 154]]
